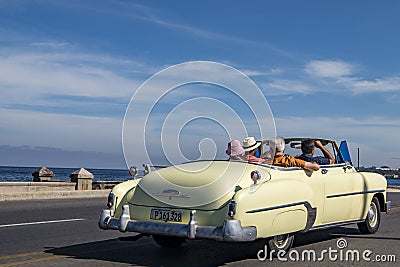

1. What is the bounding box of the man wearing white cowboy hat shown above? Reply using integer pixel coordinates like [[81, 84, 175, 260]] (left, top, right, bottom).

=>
[[242, 137, 267, 163]]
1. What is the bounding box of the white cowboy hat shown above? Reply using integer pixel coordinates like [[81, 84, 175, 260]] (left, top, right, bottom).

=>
[[242, 137, 261, 152]]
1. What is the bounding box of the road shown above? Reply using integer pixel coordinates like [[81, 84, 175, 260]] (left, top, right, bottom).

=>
[[0, 193, 399, 267]]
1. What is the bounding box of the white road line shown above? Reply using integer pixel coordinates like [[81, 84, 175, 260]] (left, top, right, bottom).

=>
[[0, 218, 85, 228]]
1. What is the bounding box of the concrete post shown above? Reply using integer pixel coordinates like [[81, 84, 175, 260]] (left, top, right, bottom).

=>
[[70, 168, 94, 190], [32, 166, 54, 182]]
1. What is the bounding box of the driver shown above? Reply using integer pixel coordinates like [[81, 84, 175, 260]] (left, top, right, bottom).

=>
[[297, 139, 334, 165]]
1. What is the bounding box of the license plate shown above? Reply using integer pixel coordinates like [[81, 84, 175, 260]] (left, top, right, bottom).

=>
[[150, 209, 182, 222]]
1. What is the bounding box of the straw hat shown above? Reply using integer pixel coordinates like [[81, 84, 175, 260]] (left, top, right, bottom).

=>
[[242, 137, 261, 152], [226, 140, 245, 156]]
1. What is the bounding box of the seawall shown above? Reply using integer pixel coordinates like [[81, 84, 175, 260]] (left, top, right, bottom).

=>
[[0, 182, 110, 201], [387, 186, 400, 192]]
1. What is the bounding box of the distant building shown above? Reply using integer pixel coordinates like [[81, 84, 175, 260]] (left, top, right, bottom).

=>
[[384, 174, 399, 179], [376, 166, 399, 171]]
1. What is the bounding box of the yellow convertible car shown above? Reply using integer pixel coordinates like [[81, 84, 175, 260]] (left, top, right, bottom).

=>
[[99, 138, 390, 253]]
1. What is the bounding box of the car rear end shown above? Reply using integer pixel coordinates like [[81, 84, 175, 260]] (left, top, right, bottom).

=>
[[99, 161, 259, 244]]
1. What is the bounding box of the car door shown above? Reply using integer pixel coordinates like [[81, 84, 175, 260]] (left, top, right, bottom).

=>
[[321, 164, 358, 224], [348, 167, 373, 220]]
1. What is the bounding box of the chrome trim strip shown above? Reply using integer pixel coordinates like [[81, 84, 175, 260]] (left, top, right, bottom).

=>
[[246, 201, 308, 214], [310, 219, 364, 231], [261, 164, 347, 171], [320, 164, 347, 169], [326, 189, 385, 199]]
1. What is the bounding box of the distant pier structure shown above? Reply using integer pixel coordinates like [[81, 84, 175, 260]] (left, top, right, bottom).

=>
[[30, 166, 120, 190], [32, 166, 54, 182], [70, 168, 94, 190]]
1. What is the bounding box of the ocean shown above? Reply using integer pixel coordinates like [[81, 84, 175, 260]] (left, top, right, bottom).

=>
[[387, 179, 400, 187], [0, 166, 399, 186], [0, 166, 133, 182]]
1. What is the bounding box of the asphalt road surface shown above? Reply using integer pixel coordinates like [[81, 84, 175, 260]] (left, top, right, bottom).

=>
[[0, 193, 399, 267]]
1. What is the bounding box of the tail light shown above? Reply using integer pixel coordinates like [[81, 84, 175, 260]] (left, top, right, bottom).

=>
[[251, 170, 261, 184], [228, 200, 237, 217], [129, 166, 138, 177], [107, 192, 115, 208]]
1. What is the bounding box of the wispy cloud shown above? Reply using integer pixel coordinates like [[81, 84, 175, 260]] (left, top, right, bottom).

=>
[[345, 76, 400, 94], [262, 79, 316, 95], [0, 48, 150, 114], [242, 68, 285, 77], [261, 59, 400, 96], [29, 41, 69, 49], [305, 60, 356, 78], [304, 59, 400, 95], [37, 0, 296, 60]]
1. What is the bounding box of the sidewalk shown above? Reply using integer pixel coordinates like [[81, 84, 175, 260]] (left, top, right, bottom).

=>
[[387, 186, 400, 192], [0, 189, 110, 201]]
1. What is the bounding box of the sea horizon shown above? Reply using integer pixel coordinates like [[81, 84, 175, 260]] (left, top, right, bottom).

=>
[[0, 165, 133, 183], [0, 165, 128, 171]]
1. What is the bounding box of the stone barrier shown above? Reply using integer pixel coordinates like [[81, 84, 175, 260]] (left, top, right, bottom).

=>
[[0, 189, 110, 201], [0, 166, 126, 201], [92, 181, 120, 190], [0, 182, 76, 193]]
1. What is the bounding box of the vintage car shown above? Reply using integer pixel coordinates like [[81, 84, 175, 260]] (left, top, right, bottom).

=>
[[99, 138, 391, 253]]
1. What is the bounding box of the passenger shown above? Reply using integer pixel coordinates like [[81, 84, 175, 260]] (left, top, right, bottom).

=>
[[270, 137, 320, 171], [226, 140, 245, 161], [242, 137, 270, 163], [297, 139, 334, 165]]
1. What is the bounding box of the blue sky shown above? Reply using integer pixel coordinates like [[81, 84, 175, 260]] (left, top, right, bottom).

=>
[[0, 0, 400, 168]]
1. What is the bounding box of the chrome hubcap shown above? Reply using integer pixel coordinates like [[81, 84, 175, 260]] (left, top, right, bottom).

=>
[[368, 202, 377, 227], [274, 234, 289, 248]]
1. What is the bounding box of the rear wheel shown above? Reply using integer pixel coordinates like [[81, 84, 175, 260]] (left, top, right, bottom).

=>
[[357, 196, 381, 234], [152, 235, 186, 248], [267, 233, 294, 256]]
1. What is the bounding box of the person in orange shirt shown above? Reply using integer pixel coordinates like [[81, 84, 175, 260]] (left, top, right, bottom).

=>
[[270, 137, 319, 171]]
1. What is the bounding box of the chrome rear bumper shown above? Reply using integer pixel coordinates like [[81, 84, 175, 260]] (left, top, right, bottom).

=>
[[99, 205, 256, 242]]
